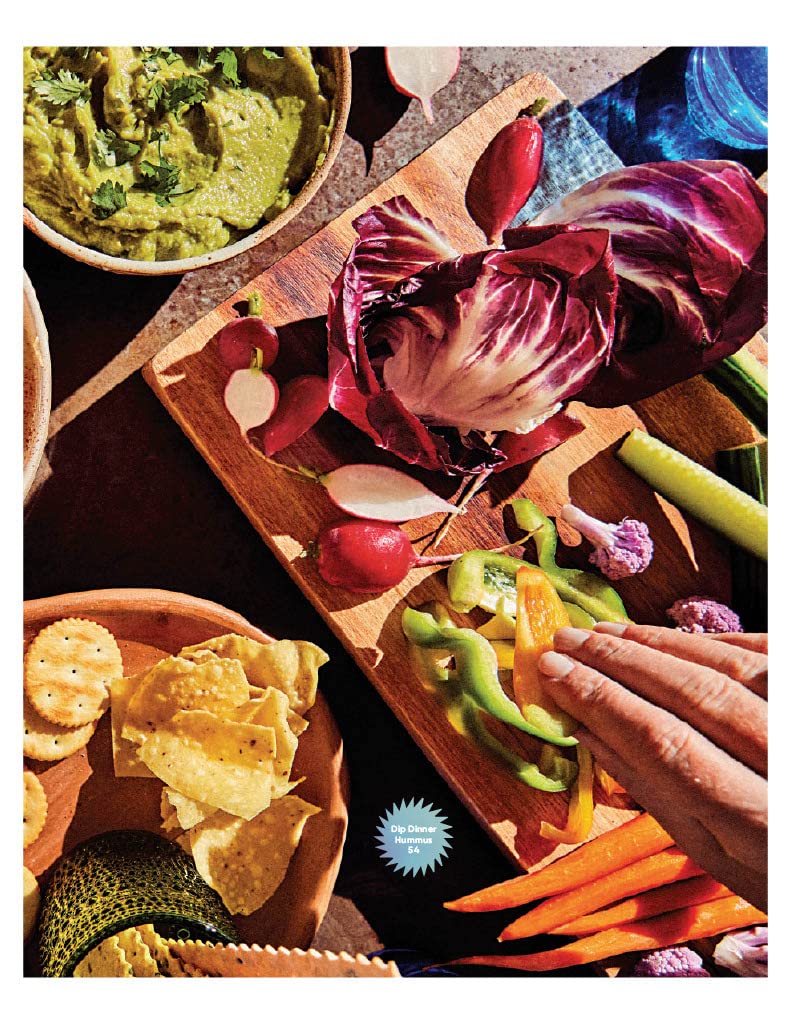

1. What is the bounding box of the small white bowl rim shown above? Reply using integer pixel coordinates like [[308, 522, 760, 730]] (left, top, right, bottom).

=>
[[23, 270, 52, 500]]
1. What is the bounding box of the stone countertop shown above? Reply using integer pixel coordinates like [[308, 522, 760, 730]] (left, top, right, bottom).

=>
[[24, 47, 664, 970]]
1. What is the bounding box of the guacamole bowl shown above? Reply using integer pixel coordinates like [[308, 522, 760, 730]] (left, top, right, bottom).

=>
[[23, 47, 351, 276]]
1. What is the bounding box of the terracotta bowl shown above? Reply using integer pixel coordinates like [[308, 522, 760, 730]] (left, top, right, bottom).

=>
[[23, 48, 352, 276], [23, 272, 51, 501]]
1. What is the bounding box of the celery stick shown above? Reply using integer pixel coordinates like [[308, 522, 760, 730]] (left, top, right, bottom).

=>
[[618, 429, 768, 561]]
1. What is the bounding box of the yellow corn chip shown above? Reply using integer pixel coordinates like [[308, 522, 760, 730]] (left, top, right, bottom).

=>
[[74, 935, 133, 977], [162, 787, 215, 831], [23, 865, 40, 943], [114, 926, 161, 977], [23, 770, 48, 848], [227, 688, 297, 798], [23, 690, 96, 761], [123, 657, 251, 746], [110, 674, 155, 778], [179, 636, 327, 714], [186, 795, 320, 915], [139, 710, 276, 820], [25, 618, 122, 727], [287, 710, 309, 737]]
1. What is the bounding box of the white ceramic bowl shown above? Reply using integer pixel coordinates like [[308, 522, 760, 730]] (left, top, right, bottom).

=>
[[23, 271, 51, 501], [23, 47, 352, 276]]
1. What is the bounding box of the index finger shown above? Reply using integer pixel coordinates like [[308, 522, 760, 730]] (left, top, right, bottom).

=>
[[594, 623, 768, 697]]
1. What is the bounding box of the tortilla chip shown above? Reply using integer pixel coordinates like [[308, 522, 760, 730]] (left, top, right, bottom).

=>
[[110, 674, 155, 778], [162, 787, 215, 831], [227, 688, 297, 798], [139, 710, 276, 820], [123, 656, 251, 746], [185, 795, 320, 915], [24, 618, 122, 727], [74, 935, 133, 977], [179, 636, 327, 714]]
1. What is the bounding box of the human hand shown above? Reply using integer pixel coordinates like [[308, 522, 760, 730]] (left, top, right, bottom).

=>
[[538, 623, 768, 911]]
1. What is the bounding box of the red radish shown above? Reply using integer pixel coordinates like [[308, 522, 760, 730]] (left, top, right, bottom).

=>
[[465, 98, 548, 246], [217, 292, 279, 370], [316, 519, 457, 594], [385, 47, 461, 123], [224, 366, 279, 436], [261, 375, 330, 457], [318, 464, 458, 522]]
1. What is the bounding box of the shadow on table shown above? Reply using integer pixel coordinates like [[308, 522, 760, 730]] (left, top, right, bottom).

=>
[[579, 46, 767, 176], [345, 48, 410, 173]]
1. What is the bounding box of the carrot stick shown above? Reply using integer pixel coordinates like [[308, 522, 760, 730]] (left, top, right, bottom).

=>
[[499, 847, 703, 941], [445, 896, 767, 972], [444, 813, 672, 913], [551, 875, 732, 936]]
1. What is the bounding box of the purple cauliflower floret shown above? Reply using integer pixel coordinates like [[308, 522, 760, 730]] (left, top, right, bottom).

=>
[[632, 946, 711, 977], [560, 503, 653, 581], [713, 927, 768, 977], [667, 596, 743, 634]]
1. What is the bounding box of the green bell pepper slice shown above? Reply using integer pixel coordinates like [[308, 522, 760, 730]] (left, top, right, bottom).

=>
[[402, 605, 577, 747], [404, 603, 577, 793]]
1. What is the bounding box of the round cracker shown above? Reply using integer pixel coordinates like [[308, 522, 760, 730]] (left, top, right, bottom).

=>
[[23, 690, 97, 761], [25, 618, 123, 727], [23, 769, 48, 848], [23, 865, 40, 942]]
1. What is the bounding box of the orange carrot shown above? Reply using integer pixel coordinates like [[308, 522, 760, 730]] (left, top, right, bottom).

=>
[[445, 895, 767, 972], [499, 847, 704, 941], [444, 813, 672, 913], [551, 874, 732, 936]]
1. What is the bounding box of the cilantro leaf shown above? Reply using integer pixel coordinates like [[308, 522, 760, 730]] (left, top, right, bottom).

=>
[[31, 69, 91, 107], [196, 47, 213, 70], [148, 74, 209, 117], [140, 46, 180, 75], [132, 154, 193, 206], [91, 180, 127, 220], [261, 48, 283, 60], [214, 47, 240, 86], [92, 128, 141, 168]]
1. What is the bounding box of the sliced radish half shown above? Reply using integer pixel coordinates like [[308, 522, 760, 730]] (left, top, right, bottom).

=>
[[224, 368, 279, 436], [319, 463, 458, 522], [385, 47, 461, 123]]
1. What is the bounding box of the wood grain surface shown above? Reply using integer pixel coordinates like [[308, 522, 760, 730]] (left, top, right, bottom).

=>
[[23, 589, 349, 957], [144, 73, 763, 874]]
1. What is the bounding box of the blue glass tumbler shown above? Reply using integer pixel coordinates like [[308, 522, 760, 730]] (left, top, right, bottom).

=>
[[685, 47, 768, 150]]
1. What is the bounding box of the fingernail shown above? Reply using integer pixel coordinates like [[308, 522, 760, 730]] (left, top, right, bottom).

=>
[[594, 622, 627, 636], [553, 627, 591, 651], [539, 651, 576, 679]]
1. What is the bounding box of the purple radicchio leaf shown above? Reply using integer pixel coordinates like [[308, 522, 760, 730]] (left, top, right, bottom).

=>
[[524, 160, 768, 406], [327, 198, 617, 476]]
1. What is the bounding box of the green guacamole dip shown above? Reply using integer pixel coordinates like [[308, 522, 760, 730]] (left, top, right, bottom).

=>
[[23, 47, 334, 261]]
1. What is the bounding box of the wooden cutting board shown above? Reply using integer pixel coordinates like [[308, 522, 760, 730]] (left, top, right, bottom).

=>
[[144, 73, 762, 874]]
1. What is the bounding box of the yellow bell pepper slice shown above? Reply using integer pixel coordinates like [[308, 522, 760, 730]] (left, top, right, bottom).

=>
[[513, 565, 577, 742], [540, 745, 595, 844]]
